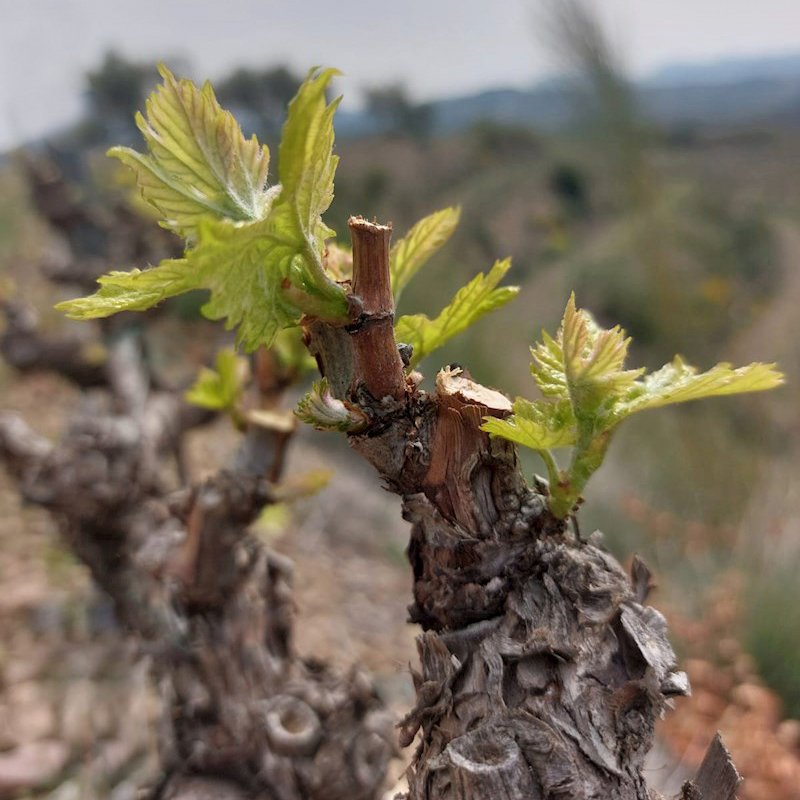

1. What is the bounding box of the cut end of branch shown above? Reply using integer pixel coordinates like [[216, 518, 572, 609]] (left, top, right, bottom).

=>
[[348, 215, 393, 234], [436, 366, 513, 417], [348, 215, 405, 401]]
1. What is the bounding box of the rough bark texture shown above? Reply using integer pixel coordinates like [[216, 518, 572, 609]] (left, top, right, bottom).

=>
[[678, 733, 742, 800], [304, 216, 735, 800]]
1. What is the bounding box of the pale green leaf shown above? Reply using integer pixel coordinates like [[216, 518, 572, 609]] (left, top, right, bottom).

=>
[[185, 348, 246, 411], [395, 258, 519, 368], [481, 397, 576, 450], [273, 67, 341, 249], [530, 329, 569, 398], [55, 260, 198, 319], [485, 293, 784, 519], [620, 356, 784, 416], [390, 207, 460, 300], [110, 65, 276, 243], [553, 293, 643, 409], [188, 216, 306, 349], [57, 68, 350, 349]]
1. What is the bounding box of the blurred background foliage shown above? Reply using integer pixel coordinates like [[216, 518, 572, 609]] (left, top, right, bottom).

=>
[[1, 1, 799, 796]]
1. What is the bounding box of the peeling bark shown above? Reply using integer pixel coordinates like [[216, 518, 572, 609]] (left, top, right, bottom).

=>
[[679, 733, 742, 800], [304, 216, 736, 800]]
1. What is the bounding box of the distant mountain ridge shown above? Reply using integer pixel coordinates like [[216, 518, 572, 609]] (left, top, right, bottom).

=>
[[645, 52, 800, 87], [336, 50, 800, 137]]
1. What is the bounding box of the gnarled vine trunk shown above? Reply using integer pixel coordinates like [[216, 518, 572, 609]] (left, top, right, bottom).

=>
[[2, 154, 741, 797], [305, 217, 741, 800], [0, 318, 393, 799]]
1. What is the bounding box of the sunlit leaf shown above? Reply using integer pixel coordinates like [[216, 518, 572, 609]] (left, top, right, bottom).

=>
[[390, 207, 460, 301], [395, 258, 518, 367], [481, 398, 576, 450], [486, 294, 784, 519], [110, 65, 277, 243], [55, 260, 199, 319], [620, 356, 783, 415], [184, 347, 247, 412], [533, 293, 642, 410], [57, 68, 350, 349]]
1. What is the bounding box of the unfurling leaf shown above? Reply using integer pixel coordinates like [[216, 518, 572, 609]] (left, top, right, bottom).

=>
[[619, 356, 783, 415], [55, 261, 198, 320], [295, 378, 369, 432], [390, 207, 460, 301], [530, 293, 642, 413], [110, 65, 277, 243], [481, 398, 576, 451], [395, 258, 519, 368], [185, 348, 248, 413], [483, 293, 784, 519], [57, 68, 350, 350]]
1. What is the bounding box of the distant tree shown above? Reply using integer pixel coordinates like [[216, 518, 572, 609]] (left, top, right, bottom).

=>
[[86, 51, 156, 126], [548, 161, 589, 218], [216, 65, 302, 140], [364, 83, 433, 139], [469, 120, 541, 163]]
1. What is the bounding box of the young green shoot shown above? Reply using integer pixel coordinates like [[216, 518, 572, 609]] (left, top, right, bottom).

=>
[[482, 294, 784, 519], [56, 67, 518, 374]]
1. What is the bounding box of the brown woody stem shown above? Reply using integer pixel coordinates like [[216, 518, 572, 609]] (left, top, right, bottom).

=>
[[348, 216, 406, 401]]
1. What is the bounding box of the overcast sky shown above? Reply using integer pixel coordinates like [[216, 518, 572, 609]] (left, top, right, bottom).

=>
[[1, 0, 799, 149]]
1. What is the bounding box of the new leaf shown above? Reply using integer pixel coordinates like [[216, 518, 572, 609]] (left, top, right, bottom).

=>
[[395, 259, 519, 368], [57, 68, 350, 350], [110, 65, 277, 243], [390, 207, 460, 301], [185, 348, 246, 412], [483, 294, 784, 518]]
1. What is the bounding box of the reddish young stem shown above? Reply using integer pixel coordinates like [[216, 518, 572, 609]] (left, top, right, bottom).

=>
[[348, 216, 406, 401]]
